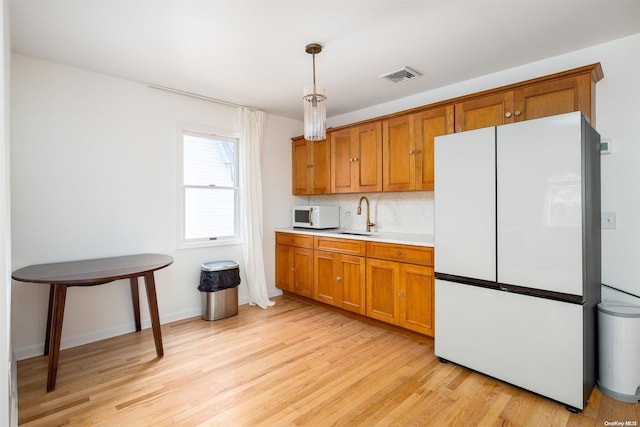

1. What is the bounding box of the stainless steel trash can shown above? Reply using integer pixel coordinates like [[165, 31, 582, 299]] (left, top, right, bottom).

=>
[[597, 303, 640, 403], [199, 260, 240, 321]]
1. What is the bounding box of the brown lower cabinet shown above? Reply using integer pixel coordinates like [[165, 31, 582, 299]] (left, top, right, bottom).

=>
[[314, 250, 366, 314], [366, 242, 434, 336], [275, 232, 434, 336], [314, 236, 366, 314], [275, 233, 314, 298]]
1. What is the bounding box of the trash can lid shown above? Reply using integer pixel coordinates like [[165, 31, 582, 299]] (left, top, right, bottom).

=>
[[201, 260, 239, 272], [598, 303, 640, 318]]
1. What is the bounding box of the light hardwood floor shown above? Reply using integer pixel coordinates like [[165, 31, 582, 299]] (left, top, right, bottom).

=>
[[18, 295, 639, 426]]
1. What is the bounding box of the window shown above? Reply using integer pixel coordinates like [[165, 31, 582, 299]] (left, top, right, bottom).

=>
[[180, 130, 239, 246]]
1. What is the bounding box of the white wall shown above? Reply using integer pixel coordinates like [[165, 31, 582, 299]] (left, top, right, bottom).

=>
[[11, 55, 301, 359], [328, 34, 640, 306]]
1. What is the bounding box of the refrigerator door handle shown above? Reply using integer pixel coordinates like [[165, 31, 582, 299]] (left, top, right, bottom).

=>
[[436, 272, 586, 305], [497, 282, 586, 305], [434, 273, 500, 291]]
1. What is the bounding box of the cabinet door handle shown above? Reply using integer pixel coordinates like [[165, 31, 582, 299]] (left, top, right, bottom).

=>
[[291, 267, 295, 271], [505, 112, 512, 118], [336, 276, 342, 282], [396, 250, 402, 256], [514, 110, 521, 116], [413, 149, 421, 154], [398, 290, 405, 297]]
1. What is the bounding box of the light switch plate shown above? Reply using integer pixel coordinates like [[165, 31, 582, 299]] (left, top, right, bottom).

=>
[[601, 211, 616, 229]]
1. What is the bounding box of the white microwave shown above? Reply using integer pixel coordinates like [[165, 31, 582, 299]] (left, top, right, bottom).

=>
[[292, 205, 340, 229]]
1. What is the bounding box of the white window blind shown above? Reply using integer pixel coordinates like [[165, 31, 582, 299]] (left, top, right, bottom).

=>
[[182, 131, 239, 242]]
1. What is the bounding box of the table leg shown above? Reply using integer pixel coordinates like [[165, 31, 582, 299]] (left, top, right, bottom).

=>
[[143, 272, 164, 357], [47, 283, 67, 392], [130, 277, 141, 332], [44, 284, 54, 355]]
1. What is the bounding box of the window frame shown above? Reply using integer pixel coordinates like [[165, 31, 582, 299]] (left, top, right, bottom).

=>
[[177, 126, 241, 249]]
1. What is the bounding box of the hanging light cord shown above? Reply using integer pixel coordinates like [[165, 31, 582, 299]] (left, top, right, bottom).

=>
[[312, 52, 317, 95]]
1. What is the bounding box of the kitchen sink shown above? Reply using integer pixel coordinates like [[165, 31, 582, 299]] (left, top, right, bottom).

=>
[[337, 231, 371, 236]]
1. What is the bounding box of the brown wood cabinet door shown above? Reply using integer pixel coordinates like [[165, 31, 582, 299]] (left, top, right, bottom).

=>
[[454, 92, 514, 132], [336, 254, 366, 314], [382, 115, 413, 192], [314, 250, 365, 313], [513, 74, 592, 123], [355, 122, 382, 192], [276, 244, 314, 297], [330, 128, 355, 193], [314, 250, 337, 305], [414, 106, 453, 190], [399, 264, 434, 336], [292, 140, 310, 195], [383, 106, 453, 192], [366, 258, 399, 324], [292, 247, 314, 298], [275, 244, 293, 292], [292, 139, 330, 195], [331, 123, 382, 193], [310, 138, 331, 194]]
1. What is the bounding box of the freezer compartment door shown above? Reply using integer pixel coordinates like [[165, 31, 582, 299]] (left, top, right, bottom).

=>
[[434, 127, 496, 281], [496, 112, 583, 295], [435, 279, 585, 409]]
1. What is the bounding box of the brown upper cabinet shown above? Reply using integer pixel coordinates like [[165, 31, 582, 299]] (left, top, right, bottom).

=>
[[454, 92, 513, 133], [382, 105, 454, 192], [331, 122, 383, 193], [292, 63, 603, 194], [454, 63, 603, 132], [292, 138, 331, 195]]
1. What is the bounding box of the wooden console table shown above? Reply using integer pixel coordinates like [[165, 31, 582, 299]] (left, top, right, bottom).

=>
[[12, 253, 174, 391]]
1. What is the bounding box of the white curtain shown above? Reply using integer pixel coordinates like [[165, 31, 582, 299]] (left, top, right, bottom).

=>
[[238, 107, 275, 309]]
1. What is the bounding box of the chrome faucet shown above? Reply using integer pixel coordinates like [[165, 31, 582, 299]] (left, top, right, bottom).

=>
[[357, 196, 376, 232]]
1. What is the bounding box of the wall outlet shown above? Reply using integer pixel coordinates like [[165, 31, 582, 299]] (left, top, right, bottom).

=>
[[345, 209, 352, 218], [601, 211, 616, 229]]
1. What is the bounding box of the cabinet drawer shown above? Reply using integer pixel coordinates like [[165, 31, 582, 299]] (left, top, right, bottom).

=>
[[366, 241, 434, 266], [314, 236, 366, 256], [276, 232, 314, 249]]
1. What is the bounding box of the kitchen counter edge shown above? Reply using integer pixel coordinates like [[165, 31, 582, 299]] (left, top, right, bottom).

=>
[[275, 228, 434, 248]]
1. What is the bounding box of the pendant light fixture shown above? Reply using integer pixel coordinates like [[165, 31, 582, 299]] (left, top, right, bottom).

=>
[[303, 43, 327, 141]]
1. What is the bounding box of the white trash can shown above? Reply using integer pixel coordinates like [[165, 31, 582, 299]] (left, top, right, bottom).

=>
[[597, 303, 640, 402]]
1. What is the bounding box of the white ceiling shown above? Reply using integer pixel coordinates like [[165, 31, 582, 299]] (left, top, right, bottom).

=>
[[9, 1, 640, 121]]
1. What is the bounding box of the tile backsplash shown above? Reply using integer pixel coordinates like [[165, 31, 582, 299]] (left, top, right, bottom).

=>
[[311, 191, 434, 235]]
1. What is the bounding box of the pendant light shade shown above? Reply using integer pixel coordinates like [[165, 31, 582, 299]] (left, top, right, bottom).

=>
[[303, 43, 327, 141]]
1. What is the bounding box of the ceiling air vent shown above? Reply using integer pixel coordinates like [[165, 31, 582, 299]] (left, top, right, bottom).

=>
[[379, 66, 422, 83]]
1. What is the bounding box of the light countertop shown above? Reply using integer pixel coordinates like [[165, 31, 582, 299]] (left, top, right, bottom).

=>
[[275, 227, 434, 248]]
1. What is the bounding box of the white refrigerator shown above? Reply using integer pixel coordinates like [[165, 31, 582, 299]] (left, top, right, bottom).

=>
[[434, 112, 601, 411]]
